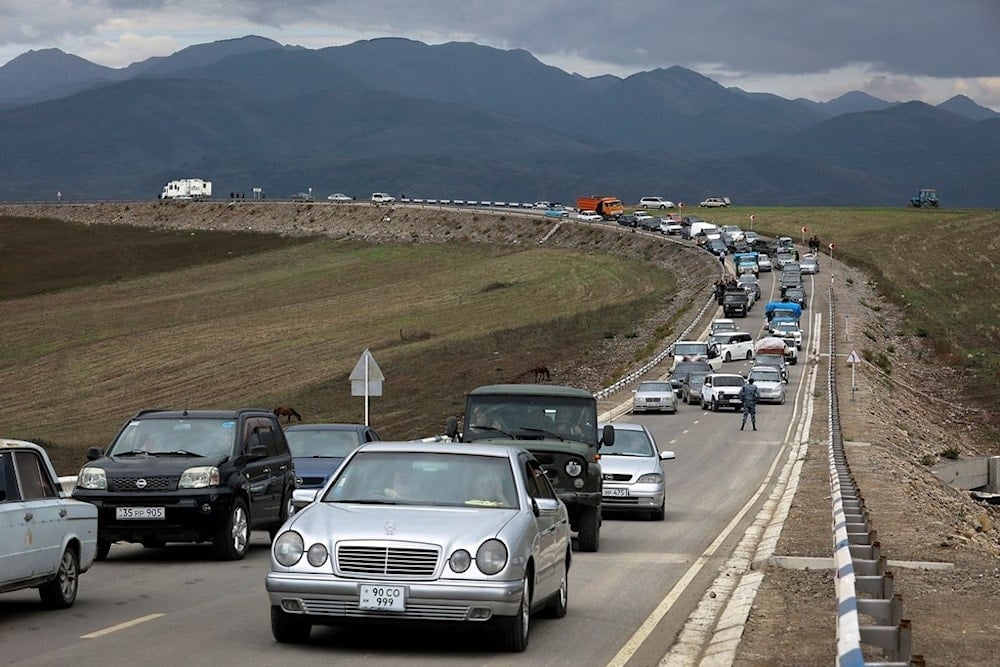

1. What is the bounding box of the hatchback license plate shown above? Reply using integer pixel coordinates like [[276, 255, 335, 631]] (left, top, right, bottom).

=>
[[604, 487, 629, 497], [116, 506, 165, 520], [359, 585, 406, 611]]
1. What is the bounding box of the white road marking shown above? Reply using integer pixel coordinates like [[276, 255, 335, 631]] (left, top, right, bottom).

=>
[[581, 552, 691, 565], [80, 613, 165, 639], [610, 306, 826, 666], [606, 468, 773, 666]]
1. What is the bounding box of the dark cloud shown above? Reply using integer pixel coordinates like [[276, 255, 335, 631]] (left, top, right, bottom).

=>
[[102, 0, 993, 79], [1, 0, 997, 106]]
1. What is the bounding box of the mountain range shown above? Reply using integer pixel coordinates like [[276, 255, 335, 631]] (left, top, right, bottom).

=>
[[1, 35, 997, 207]]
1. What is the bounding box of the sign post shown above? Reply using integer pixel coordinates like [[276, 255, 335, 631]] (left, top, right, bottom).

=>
[[749, 213, 755, 231], [801, 225, 807, 245], [846, 349, 861, 400], [350, 348, 384, 426], [829, 242, 836, 260]]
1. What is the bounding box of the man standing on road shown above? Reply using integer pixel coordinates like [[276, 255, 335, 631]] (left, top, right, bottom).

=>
[[739, 377, 759, 431]]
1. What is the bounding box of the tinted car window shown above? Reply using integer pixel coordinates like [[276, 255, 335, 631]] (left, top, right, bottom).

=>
[[287, 430, 363, 458], [109, 418, 238, 457], [325, 451, 517, 508], [13, 450, 58, 500], [245, 418, 281, 456], [262, 425, 284, 458], [525, 460, 557, 501], [608, 430, 654, 456]]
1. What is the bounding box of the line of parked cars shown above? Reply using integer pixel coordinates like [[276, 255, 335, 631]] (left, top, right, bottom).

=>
[[629, 227, 807, 420]]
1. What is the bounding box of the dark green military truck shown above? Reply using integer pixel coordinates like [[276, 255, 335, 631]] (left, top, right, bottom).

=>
[[448, 384, 614, 552]]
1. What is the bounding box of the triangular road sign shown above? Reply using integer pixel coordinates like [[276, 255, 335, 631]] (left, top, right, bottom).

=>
[[350, 348, 384, 381], [846, 350, 861, 364], [350, 348, 384, 397]]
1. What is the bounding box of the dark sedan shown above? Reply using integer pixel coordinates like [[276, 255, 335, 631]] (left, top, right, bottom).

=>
[[284, 423, 381, 508], [707, 238, 728, 255], [782, 286, 808, 309], [679, 370, 710, 405]]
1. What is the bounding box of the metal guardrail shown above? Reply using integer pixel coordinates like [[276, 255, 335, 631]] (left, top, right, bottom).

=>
[[828, 284, 922, 666], [594, 291, 718, 401]]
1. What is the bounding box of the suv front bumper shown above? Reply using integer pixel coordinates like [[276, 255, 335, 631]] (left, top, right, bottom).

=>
[[556, 490, 602, 507], [73, 488, 237, 543]]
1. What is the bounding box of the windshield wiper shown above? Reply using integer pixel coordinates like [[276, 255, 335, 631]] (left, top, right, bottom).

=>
[[111, 449, 151, 457], [151, 449, 205, 457], [469, 424, 515, 438], [334, 499, 404, 505], [517, 427, 566, 441]]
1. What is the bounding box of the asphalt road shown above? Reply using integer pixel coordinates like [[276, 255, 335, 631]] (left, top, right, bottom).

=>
[[0, 256, 822, 667]]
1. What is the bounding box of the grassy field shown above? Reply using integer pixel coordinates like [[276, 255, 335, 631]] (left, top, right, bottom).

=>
[[4, 205, 997, 472], [0, 216, 681, 473]]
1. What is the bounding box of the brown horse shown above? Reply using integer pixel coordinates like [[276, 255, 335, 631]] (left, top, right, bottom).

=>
[[528, 364, 551, 382], [273, 406, 302, 423]]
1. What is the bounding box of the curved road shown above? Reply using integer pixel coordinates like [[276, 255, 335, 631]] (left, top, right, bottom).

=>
[[0, 244, 824, 666]]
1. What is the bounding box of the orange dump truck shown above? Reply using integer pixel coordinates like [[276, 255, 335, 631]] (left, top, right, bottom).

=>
[[576, 196, 624, 220]]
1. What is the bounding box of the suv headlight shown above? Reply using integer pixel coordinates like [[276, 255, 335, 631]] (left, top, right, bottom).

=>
[[178, 466, 220, 488], [564, 459, 583, 477], [77, 467, 107, 490]]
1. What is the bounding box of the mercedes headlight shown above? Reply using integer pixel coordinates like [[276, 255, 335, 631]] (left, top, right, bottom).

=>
[[476, 539, 508, 575], [274, 531, 304, 566], [306, 543, 329, 567], [449, 549, 472, 573]]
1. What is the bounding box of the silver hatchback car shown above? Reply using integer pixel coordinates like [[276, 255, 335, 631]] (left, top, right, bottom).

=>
[[597, 423, 676, 520]]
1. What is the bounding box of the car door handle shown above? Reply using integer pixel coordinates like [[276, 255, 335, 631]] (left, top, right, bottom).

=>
[[59, 508, 68, 517], [23, 512, 33, 521]]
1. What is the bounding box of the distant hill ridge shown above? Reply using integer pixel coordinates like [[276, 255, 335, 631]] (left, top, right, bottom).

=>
[[0, 35, 997, 206]]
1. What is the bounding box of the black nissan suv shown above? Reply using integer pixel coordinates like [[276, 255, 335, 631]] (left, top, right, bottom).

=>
[[72, 408, 296, 561]]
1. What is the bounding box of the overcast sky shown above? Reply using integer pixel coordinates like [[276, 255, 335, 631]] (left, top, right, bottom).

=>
[[2, 1, 999, 110]]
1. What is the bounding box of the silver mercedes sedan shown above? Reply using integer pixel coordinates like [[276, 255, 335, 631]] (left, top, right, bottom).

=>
[[266, 442, 571, 652]]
